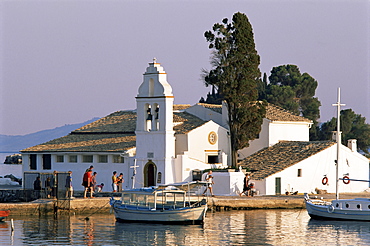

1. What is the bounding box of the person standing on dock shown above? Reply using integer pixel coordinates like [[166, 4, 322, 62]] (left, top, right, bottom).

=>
[[65, 171, 73, 199], [117, 173, 124, 192], [51, 171, 58, 199], [112, 171, 118, 192], [45, 177, 51, 198], [202, 170, 215, 197], [239, 173, 251, 197], [33, 176, 42, 198], [91, 172, 97, 193], [82, 169, 93, 198]]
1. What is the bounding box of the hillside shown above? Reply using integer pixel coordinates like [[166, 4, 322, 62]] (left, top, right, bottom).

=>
[[0, 118, 99, 152]]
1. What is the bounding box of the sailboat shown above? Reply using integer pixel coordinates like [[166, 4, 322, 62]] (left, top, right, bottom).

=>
[[304, 88, 370, 221]]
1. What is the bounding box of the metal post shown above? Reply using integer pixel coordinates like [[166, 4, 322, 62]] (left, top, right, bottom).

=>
[[332, 87, 345, 200]]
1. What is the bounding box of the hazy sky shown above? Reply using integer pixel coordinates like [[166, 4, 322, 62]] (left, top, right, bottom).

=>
[[1, 0, 369, 135]]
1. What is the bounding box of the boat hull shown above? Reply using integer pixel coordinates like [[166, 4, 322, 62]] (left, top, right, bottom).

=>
[[304, 195, 370, 221], [111, 203, 207, 224], [0, 210, 10, 222]]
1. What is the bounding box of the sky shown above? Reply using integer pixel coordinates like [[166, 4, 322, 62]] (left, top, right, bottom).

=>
[[1, 0, 369, 136]]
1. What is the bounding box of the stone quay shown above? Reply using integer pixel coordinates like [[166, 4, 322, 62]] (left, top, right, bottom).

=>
[[1, 192, 369, 216]]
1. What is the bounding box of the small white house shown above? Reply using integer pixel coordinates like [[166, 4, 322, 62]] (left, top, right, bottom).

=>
[[239, 140, 369, 195], [238, 104, 312, 158]]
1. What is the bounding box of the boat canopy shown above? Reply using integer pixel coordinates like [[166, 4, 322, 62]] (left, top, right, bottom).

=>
[[157, 181, 209, 191]]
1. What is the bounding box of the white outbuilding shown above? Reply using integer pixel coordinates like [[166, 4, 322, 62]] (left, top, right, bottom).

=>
[[239, 140, 369, 195]]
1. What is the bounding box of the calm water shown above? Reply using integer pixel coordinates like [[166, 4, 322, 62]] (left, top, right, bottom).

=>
[[0, 209, 369, 245]]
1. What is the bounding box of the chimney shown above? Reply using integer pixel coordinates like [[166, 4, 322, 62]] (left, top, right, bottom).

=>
[[347, 139, 357, 152], [331, 131, 338, 141]]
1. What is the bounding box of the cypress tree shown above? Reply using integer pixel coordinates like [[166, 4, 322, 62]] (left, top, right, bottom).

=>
[[203, 12, 266, 167]]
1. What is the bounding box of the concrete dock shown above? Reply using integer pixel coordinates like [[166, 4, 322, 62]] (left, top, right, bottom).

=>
[[2, 192, 369, 215]]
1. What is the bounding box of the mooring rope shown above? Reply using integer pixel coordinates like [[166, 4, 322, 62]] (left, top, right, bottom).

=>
[[79, 200, 111, 220]]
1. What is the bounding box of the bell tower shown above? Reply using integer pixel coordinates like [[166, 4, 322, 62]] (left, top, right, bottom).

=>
[[135, 59, 175, 186]]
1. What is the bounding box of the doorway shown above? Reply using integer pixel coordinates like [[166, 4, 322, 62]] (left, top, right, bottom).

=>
[[144, 161, 157, 187], [275, 177, 281, 195]]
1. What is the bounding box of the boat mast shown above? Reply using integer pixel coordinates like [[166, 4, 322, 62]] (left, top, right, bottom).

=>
[[332, 87, 345, 200]]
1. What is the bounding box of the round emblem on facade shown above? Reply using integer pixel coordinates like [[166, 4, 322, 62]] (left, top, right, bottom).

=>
[[208, 131, 217, 145]]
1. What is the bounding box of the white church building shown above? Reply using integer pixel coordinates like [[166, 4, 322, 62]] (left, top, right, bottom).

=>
[[21, 61, 230, 191], [21, 60, 369, 196]]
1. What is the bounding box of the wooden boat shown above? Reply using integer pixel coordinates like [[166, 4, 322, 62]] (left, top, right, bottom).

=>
[[0, 210, 10, 222], [110, 181, 208, 224], [304, 88, 370, 221]]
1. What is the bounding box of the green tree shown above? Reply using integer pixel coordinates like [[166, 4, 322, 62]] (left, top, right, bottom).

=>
[[318, 109, 370, 157], [199, 85, 223, 104], [203, 12, 266, 167], [261, 64, 321, 139]]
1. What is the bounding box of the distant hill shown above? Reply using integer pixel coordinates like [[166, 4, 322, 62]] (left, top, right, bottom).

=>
[[0, 118, 100, 152]]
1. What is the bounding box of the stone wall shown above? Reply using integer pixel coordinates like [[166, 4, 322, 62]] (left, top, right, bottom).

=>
[[0, 189, 39, 203]]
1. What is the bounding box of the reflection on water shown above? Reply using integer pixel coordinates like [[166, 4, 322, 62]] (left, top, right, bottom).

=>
[[0, 210, 369, 245], [306, 219, 370, 246]]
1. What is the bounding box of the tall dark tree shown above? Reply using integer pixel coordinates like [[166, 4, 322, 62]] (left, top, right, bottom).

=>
[[203, 12, 266, 167], [256, 73, 267, 100], [199, 85, 223, 104], [261, 64, 321, 139], [318, 109, 370, 157]]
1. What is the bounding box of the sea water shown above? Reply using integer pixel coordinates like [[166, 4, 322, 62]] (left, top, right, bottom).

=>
[[0, 209, 369, 245]]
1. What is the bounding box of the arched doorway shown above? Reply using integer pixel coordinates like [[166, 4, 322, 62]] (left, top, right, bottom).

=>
[[144, 161, 157, 187]]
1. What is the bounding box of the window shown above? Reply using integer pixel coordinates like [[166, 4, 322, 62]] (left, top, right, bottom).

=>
[[43, 154, 51, 170], [69, 155, 77, 163], [30, 154, 37, 170], [56, 155, 64, 163], [113, 155, 124, 163], [82, 155, 93, 163], [98, 155, 108, 163], [208, 155, 219, 164], [297, 169, 302, 177]]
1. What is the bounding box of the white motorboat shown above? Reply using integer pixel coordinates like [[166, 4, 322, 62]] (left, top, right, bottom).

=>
[[110, 181, 208, 224], [304, 88, 370, 221], [304, 194, 370, 221]]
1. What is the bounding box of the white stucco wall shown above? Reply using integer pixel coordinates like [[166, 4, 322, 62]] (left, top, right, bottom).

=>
[[239, 120, 311, 159], [175, 134, 188, 156], [258, 144, 369, 195], [210, 171, 245, 196], [269, 121, 310, 145], [186, 121, 230, 167], [174, 153, 226, 183]]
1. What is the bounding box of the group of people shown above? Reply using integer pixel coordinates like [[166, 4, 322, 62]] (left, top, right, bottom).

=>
[[33, 167, 125, 199], [82, 165, 105, 198], [201, 171, 256, 197], [33, 168, 257, 198], [111, 171, 124, 192], [33, 171, 58, 199], [82, 168, 126, 198], [239, 173, 255, 197]]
